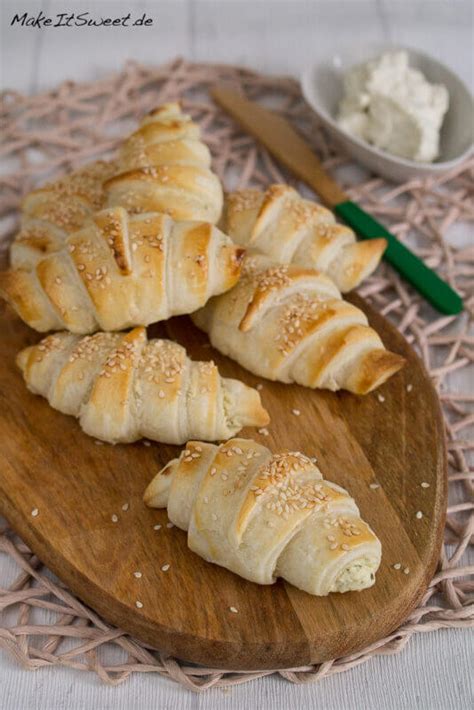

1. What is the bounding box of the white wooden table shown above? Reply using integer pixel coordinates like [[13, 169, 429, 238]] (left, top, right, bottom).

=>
[[1, 1, 472, 708]]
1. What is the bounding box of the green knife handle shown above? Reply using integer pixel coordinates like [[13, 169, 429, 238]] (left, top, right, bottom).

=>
[[334, 200, 463, 315]]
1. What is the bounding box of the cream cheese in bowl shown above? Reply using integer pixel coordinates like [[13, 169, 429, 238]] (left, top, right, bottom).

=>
[[301, 45, 473, 182], [336, 51, 449, 163]]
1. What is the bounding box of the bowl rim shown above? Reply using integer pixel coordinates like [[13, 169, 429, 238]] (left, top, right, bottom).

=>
[[300, 44, 474, 172]]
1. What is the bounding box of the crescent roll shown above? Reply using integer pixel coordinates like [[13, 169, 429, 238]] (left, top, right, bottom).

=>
[[16, 329, 269, 444], [144, 439, 382, 596], [222, 185, 387, 292], [193, 255, 405, 394], [0, 206, 244, 334], [104, 103, 223, 223]]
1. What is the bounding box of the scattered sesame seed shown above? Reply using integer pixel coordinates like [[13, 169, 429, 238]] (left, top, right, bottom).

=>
[[122, 503, 129, 511], [258, 428, 269, 436], [161, 564, 170, 572], [329, 542, 338, 550], [153, 524, 161, 530], [421, 482, 430, 489], [135, 600, 143, 608], [377, 394, 385, 403], [370, 482, 380, 490], [166, 522, 174, 528], [229, 606, 238, 614], [143, 441, 151, 447], [341, 543, 350, 551], [292, 409, 301, 416], [111, 514, 118, 523], [393, 563, 402, 570], [31, 508, 39, 517], [133, 571, 142, 578], [416, 511, 423, 519], [404, 567, 410, 575], [256, 384, 263, 391], [406, 384, 413, 392]]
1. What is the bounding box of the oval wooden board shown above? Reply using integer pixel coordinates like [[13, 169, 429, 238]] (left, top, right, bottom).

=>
[[0, 296, 446, 671]]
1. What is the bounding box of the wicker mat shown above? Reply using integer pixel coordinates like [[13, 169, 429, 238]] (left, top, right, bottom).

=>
[[0, 59, 472, 692]]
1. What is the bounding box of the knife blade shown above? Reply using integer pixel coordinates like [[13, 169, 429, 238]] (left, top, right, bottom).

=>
[[211, 86, 463, 316]]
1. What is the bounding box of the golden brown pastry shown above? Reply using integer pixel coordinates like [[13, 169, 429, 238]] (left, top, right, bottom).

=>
[[10, 161, 116, 270], [17, 329, 269, 444], [0, 206, 244, 333], [193, 255, 405, 394], [222, 185, 387, 292], [144, 438, 382, 595], [104, 103, 223, 223]]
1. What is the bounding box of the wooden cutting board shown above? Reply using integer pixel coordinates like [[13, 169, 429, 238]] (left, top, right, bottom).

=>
[[0, 297, 446, 671]]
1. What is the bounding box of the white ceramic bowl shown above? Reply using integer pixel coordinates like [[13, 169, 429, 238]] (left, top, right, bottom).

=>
[[301, 45, 474, 183]]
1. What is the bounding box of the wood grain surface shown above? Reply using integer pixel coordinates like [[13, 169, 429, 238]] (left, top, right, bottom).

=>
[[0, 296, 447, 671]]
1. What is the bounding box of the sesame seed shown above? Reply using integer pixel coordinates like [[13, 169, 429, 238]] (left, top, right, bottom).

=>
[[153, 524, 161, 530], [341, 543, 350, 551], [229, 606, 238, 614], [404, 567, 410, 575], [133, 571, 142, 578], [143, 441, 151, 447], [211, 513, 218, 521], [166, 522, 174, 528], [329, 542, 338, 550], [393, 563, 402, 570], [406, 384, 413, 392], [370, 483, 380, 490], [416, 511, 423, 519], [161, 564, 170, 572], [292, 409, 301, 416], [122, 503, 129, 511], [258, 428, 269, 436], [421, 482, 430, 489], [377, 394, 385, 403], [31, 508, 39, 517], [111, 514, 118, 523], [135, 600, 143, 608], [256, 384, 263, 391]]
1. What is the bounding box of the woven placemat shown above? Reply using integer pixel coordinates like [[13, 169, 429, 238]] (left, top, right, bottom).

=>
[[0, 58, 473, 693]]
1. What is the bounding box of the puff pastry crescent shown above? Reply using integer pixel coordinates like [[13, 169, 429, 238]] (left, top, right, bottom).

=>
[[17, 329, 269, 444], [144, 438, 382, 595]]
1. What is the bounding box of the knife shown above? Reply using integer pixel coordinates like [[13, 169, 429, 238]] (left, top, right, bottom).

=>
[[211, 86, 463, 315]]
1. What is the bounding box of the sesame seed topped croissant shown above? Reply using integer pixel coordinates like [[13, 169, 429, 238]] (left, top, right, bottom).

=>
[[193, 255, 405, 394], [144, 438, 382, 596], [1, 206, 244, 334], [16, 328, 269, 445]]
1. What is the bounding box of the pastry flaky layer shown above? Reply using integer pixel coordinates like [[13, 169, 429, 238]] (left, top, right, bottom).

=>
[[144, 438, 382, 596], [0, 206, 245, 334], [193, 254, 405, 394], [16, 328, 269, 445], [222, 185, 387, 293], [104, 102, 224, 224]]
